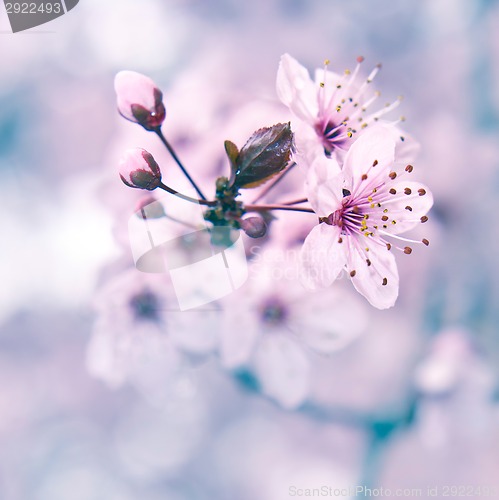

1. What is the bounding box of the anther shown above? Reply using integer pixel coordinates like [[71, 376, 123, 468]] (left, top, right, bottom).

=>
[[352, 206, 360, 214], [418, 188, 426, 196], [383, 209, 388, 213], [405, 206, 412, 211], [404, 246, 412, 254], [404, 188, 412, 195], [405, 165, 414, 173], [389, 188, 397, 195], [319, 82, 325, 88], [391, 220, 397, 225], [381, 215, 389, 221], [386, 243, 392, 251], [382, 277, 388, 286], [356, 56, 365, 63], [389, 172, 397, 180], [338, 237, 343, 243], [324, 59, 330, 65], [366, 259, 372, 267], [372, 159, 378, 167], [361, 174, 368, 180], [420, 216, 428, 223], [350, 270, 357, 278], [422, 238, 429, 246]]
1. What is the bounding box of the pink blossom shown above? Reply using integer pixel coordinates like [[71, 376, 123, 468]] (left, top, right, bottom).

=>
[[114, 70, 166, 130], [118, 148, 162, 190], [276, 53, 417, 165], [219, 251, 367, 409], [86, 269, 217, 400], [300, 126, 433, 309]]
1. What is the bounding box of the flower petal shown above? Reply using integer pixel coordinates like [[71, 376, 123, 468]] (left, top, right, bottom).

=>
[[300, 224, 347, 289], [305, 155, 342, 215], [342, 125, 397, 193], [291, 288, 367, 354], [346, 237, 399, 309], [252, 333, 310, 409], [276, 54, 318, 124], [219, 305, 261, 368]]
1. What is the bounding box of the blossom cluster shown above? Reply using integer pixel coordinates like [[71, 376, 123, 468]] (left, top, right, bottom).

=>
[[88, 55, 433, 408], [115, 56, 432, 309]]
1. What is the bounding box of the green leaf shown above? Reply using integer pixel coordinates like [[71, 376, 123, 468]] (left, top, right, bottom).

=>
[[231, 123, 293, 189]]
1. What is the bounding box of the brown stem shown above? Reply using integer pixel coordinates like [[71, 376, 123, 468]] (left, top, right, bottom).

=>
[[245, 203, 315, 214], [157, 182, 216, 206]]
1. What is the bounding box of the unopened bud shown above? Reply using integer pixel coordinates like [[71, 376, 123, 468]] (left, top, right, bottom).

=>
[[240, 216, 267, 238], [114, 71, 166, 130], [119, 148, 162, 190]]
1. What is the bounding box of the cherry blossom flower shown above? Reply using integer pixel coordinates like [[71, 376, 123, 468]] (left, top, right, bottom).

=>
[[114, 70, 166, 130], [86, 269, 218, 401], [219, 250, 367, 409], [300, 126, 433, 309], [276, 53, 417, 165]]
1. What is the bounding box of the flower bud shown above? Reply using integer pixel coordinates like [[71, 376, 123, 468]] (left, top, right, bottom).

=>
[[240, 216, 267, 238], [114, 71, 166, 130], [119, 148, 162, 190]]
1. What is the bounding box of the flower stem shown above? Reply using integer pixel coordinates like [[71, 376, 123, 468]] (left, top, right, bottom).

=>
[[154, 128, 207, 201], [245, 203, 315, 214], [282, 198, 308, 205], [250, 161, 297, 204], [157, 182, 216, 206]]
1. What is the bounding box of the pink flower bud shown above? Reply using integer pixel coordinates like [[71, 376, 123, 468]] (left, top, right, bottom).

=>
[[119, 148, 162, 190], [240, 216, 267, 238], [114, 71, 166, 130]]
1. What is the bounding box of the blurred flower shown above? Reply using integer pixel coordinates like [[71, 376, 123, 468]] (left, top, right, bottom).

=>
[[300, 126, 433, 309], [276, 53, 417, 165], [118, 148, 162, 190], [219, 249, 367, 409], [114, 70, 166, 130], [86, 268, 217, 402]]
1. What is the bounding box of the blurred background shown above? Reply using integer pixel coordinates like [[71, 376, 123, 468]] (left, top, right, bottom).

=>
[[1, 0, 499, 499]]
